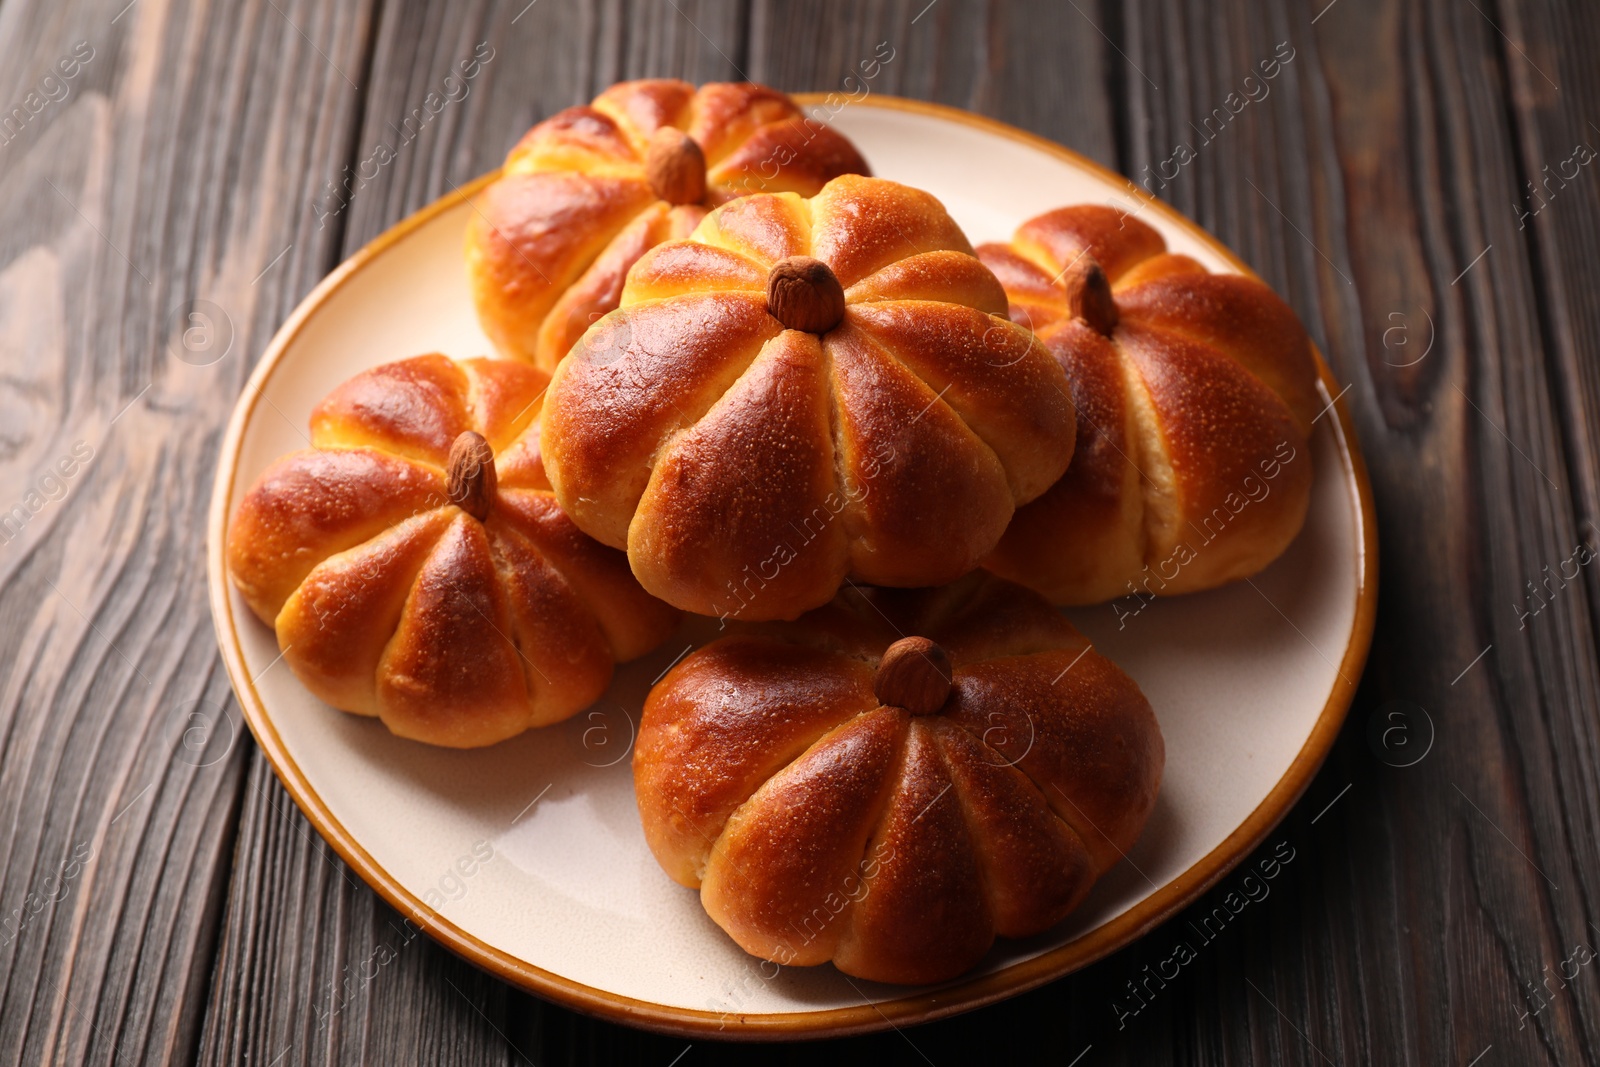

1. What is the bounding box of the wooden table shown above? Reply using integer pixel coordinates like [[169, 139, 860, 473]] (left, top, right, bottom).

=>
[[2, 0, 1596, 1062]]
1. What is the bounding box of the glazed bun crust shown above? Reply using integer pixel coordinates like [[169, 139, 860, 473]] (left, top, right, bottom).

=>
[[541, 175, 1078, 622], [465, 80, 871, 370], [633, 574, 1163, 984], [978, 205, 1321, 604], [226, 355, 679, 748]]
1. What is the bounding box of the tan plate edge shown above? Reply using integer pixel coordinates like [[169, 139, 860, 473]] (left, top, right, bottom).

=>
[[206, 94, 1379, 1042]]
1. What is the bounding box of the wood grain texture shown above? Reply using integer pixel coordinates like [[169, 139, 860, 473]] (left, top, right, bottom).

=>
[[0, 0, 373, 1064], [0, 0, 1596, 1063]]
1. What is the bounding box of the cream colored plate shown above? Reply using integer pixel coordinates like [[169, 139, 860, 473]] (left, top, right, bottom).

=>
[[207, 96, 1376, 1039]]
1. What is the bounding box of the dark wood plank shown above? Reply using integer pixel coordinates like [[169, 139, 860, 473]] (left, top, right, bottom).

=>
[[0, 0, 376, 1064], [1083, 0, 1600, 1064], [1505, 0, 1600, 538], [748, 0, 1116, 167]]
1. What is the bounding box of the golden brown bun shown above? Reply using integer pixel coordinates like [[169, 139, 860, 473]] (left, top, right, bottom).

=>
[[633, 573, 1163, 985], [465, 80, 870, 370], [976, 205, 1322, 605], [226, 355, 680, 748], [541, 175, 1078, 622]]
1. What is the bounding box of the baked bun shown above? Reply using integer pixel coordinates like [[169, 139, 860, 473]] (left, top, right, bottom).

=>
[[466, 79, 869, 369], [541, 174, 1078, 622], [977, 205, 1321, 605], [634, 573, 1163, 985], [226, 355, 679, 748]]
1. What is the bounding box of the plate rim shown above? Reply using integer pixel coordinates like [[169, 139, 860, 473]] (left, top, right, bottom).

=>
[[206, 93, 1378, 1041]]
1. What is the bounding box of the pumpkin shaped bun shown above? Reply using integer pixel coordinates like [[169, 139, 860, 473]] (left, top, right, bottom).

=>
[[226, 355, 679, 748], [634, 574, 1163, 985], [466, 79, 870, 370], [977, 205, 1321, 605], [540, 174, 1078, 623]]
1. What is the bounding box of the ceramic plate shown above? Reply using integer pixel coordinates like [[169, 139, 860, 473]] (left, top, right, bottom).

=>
[[207, 96, 1376, 1039]]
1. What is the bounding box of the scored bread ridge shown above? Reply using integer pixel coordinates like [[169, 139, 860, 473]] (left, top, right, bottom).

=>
[[633, 575, 1163, 985], [539, 176, 1077, 621], [466, 80, 870, 369], [226, 355, 678, 747], [978, 205, 1320, 604]]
